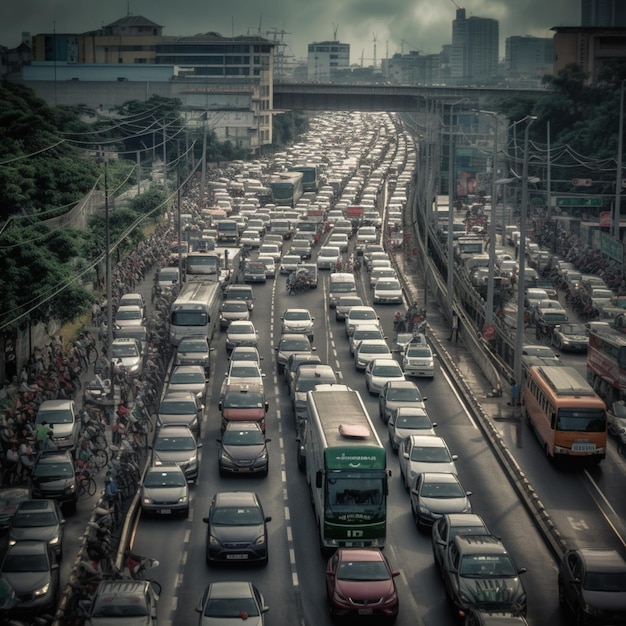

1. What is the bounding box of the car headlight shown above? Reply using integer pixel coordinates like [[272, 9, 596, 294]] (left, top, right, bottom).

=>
[[49, 535, 60, 545], [254, 534, 266, 545], [34, 582, 50, 597], [208, 535, 221, 546], [178, 495, 188, 504]]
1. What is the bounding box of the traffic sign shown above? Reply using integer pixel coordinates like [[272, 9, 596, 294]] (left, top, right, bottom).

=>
[[482, 324, 495, 340]]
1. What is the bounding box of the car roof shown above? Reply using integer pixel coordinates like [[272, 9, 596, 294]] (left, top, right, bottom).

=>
[[214, 490, 259, 507], [208, 580, 255, 599], [443, 513, 488, 527], [336, 547, 385, 561], [420, 472, 461, 483], [575, 548, 626, 572], [408, 434, 447, 446], [453, 534, 506, 553]]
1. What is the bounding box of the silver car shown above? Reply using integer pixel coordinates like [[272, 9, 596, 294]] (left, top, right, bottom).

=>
[[140, 464, 189, 517]]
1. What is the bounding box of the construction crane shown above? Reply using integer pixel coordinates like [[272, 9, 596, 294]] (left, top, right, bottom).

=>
[[449, 0, 464, 9], [372, 33, 377, 69], [332, 23, 339, 41]]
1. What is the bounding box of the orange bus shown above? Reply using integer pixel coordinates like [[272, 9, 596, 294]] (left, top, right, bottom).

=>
[[522, 365, 607, 464]]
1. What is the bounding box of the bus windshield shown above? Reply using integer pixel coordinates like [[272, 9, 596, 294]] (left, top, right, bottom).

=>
[[556, 409, 606, 433], [171, 311, 208, 327], [325, 472, 385, 521]]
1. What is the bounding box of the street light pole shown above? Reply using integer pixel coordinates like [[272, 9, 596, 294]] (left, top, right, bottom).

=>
[[446, 98, 469, 318], [477, 110, 500, 326], [513, 117, 537, 386], [614, 79, 625, 240]]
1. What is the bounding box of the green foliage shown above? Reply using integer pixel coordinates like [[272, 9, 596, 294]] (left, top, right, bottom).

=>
[[0, 82, 99, 219], [272, 111, 307, 147]]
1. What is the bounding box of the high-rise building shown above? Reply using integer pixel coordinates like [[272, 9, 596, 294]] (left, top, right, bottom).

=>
[[307, 41, 350, 81], [582, 0, 626, 27], [450, 8, 499, 84], [505, 36, 553, 84]]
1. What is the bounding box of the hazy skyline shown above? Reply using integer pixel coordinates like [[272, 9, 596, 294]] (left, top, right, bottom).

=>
[[2, 0, 579, 63]]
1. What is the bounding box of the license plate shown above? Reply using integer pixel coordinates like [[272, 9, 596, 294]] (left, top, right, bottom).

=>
[[572, 443, 596, 452], [237, 467, 251, 472], [226, 554, 248, 560], [159, 509, 172, 514], [358, 608, 373, 615]]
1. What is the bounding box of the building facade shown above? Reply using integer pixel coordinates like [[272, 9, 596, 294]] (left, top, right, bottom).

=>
[[450, 8, 499, 85], [551, 26, 626, 82], [581, 0, 626, 27], [307, 41, 350, 81], [504, 36, 553, 85], [27, 15, 274, 152]]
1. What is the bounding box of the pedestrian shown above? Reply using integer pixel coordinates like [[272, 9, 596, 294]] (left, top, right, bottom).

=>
[[35, 421, 52, 451], [509, 379, 521, 407], [104, 471, 120, 523]]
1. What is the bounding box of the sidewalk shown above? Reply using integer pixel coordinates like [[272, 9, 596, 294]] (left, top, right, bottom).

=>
[[393, 249, 516, 422]]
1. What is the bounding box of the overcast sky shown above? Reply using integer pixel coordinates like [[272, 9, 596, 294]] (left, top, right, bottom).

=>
[[2, 0, 579, 63]]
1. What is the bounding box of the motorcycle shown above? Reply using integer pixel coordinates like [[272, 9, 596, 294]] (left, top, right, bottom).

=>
[[83, 375, 116, 407]]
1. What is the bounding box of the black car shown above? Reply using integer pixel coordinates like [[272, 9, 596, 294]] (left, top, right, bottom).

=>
[[8, 499, 65, 560], [202, 491, 271, 566], [30, 450, 78, 514], [0, 540, 60, 614], [558, 547, 626, 625], [217, 422, 271, 477]]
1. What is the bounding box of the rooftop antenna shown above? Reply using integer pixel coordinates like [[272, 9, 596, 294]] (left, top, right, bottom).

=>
[[332, 22, 339, 41]]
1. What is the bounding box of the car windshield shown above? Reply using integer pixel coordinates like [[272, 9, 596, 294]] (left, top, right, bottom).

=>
[[373, 365, 402, 376], [285, 311, 310, 320], [204, 597, 260, 618], [37, 409, 73, 424], [222, 428, 264, 445], [116, 309, 141, 320], [111, 345, 139, 358], [459, 555, 517, 577], [178, 340, 207, 352], [420, 481, 465, 498], [12, 511, 57, 527], [211, 506, 263, 525], [561, 324, 586, 336], [223, 392, 264, 408], [92, 599, 149, 618], [388, 387, 422, 401], [411, 446, 450, 462], [143, 471, 186, 488], [229, 324, 254, 335], [281, 339, 310, 351], [337, 560, 390, 581], [223, 302, 248, 312], [170, 371, 204, 385], [360, 345, 390, 355], [159, 400, 196, 414], [154, 436, 195, 451], [33, 461, 73, 477], [396, 415, 431, 430], [407, 348, 431, 358], [3, 552, 48, 573], [351, 311, 376, 320], [229, 365, 260, 377]]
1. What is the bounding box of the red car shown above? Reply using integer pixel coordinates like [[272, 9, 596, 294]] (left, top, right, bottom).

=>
[[326, 547, 400, 623]]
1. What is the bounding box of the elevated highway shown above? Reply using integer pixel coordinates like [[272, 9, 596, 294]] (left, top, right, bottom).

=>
[[273, 81, 546, 112]]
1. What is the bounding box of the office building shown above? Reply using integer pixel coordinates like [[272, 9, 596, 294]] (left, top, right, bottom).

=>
[[307, 41, 350, 81], [581, 0, 626, 27]]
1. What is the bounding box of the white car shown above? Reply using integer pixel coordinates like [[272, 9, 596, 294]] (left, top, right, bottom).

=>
[[349, 324, 386, 356], [258, 243, 281, 262], [327, 233, 349, 252], [365, 358, 406, 395], [225, 321, 259, 352], [387, 407, 437, 452], [373, 279, 403, 304], [114, 305, 144, 328], [317, 246, 341, 270], [370, 267, 397, 290], [281, 308, 314, 341], [280, 254, 302, 274], [345, 306, 380, 337], [257, 255, 276, 278], [402, 340, 435, 378], [398, 434, 458, 489], [354, 339, 392, 371]]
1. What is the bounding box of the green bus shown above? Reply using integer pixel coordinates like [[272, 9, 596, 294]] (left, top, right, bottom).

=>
[[303, 384, 389, 553]]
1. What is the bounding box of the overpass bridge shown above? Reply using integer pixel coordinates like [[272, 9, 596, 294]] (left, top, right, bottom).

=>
[[273, 82, 546, 112]]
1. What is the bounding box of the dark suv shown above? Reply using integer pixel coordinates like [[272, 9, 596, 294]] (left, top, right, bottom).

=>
[[30, 450, 78, 513]]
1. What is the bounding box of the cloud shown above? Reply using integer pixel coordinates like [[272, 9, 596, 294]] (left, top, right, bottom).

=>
[[1, 0, 579, 63]]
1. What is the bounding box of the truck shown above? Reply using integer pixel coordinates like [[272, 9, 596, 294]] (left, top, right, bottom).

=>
[[303, 384, 389, 553]]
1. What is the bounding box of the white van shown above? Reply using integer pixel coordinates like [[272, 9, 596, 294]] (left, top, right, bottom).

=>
[[328, 272, 357, 308]]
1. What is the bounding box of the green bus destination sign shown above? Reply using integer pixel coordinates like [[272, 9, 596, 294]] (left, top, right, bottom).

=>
[[554, 197, 603, 207]]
